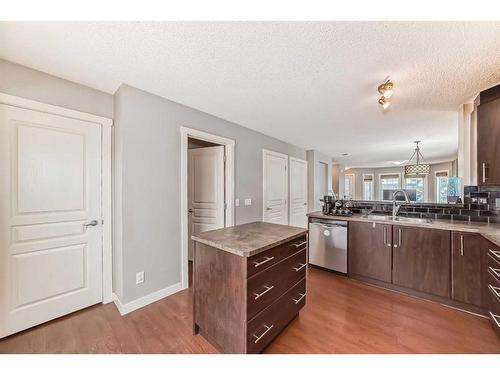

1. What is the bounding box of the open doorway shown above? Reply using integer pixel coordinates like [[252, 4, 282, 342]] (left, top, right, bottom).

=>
[[180, 127, 235, 289]]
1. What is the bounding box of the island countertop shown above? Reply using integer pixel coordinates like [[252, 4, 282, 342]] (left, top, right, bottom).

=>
[[191, 221, 308, 257]]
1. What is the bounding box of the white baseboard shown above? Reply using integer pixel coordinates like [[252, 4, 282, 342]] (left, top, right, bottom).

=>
[[112, 282, 184, 315]]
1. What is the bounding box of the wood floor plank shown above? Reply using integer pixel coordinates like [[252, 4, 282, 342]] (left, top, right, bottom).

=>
[[0, 268, 498, 354]]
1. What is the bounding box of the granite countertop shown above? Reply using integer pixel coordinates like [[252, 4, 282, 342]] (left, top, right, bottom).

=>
[[191, 221, 308, 257], [307, 211, 500, 248]]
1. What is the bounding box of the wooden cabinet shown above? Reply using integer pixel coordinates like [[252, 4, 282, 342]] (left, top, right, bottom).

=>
[[348, 221, 392, 283], [451, 232, 482, 307], [478, 84, 500, 185], [193, 233, 307, 353], [482, 239, 500, 335], [392, 226, 451, 298]]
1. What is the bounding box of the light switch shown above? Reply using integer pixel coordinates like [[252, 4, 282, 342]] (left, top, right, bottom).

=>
[[244, 198, 252, 206], [136, 271, 145, 285], [235, 198, 240, 207]]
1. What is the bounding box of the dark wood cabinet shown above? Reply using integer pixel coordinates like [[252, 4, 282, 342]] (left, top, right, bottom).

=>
[[451, 232, 482, 307], [392, 226, 451, 298], [478, 84, 500, 185], [481, 239, 500, 335], [193, 233, 307, 353], [348, 221, 392, 282]]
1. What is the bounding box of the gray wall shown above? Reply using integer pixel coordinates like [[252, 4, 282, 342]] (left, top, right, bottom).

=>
[[0, 59, 113, 118], [339, 161, 455, 202], [114, 84, 306, 303]]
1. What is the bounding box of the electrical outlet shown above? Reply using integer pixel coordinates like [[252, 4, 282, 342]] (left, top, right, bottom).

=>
[[136, 271, 145, 285], [235, 198, 240, 207], [244, 198, 252, 206]]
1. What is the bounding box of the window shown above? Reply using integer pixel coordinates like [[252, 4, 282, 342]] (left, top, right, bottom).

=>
[[436, 171, 449, 203], [380, 174, 400, 200], [405, 176, 425, 202], [344, 174, 355, 199], [362, 174, 374, 200]]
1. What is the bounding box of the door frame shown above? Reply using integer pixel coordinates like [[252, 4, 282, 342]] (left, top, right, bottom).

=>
[[289, 156, 308, 226], [0, 93, 114, 304], [180, 126, 235, 289], [262, 149, 289, 224]]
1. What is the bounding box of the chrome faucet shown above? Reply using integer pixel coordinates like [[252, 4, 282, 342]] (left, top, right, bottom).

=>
[[392, 190, 410, 219]]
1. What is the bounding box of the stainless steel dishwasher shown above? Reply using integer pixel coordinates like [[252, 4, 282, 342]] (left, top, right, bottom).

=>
[[309, 219, 347, 274]]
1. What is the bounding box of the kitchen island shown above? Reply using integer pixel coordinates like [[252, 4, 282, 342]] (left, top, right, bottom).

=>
[[191, 221, 308, 353]]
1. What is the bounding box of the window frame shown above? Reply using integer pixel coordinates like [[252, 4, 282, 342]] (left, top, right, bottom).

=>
[[378, 172, 402, 200], [343, 173, 355, 200], [403, 175, 427, 202], [435, 170, 449, 203], [362, 173, 374, 201]]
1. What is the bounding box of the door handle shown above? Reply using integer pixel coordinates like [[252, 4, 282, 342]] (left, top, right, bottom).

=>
[[266, 207, 272, 211], [482, 162, 488, 183], [83, 220, 99, 227], [188, 208, 193, 213], [460, 235, 464, 256]]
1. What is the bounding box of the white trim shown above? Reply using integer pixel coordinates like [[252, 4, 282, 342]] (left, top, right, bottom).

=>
[[180, 126, 235, 290], [262, 149, 289, 224], [289, 156, 308, 225], [0, 93, 113, 127], [344, 173, 356, 200], [379, 172, 402, 200], [435, 169, 450, 203], [0, 92, 114, 304], [362, 173, 375, 200], [112, 282, 182, 315]]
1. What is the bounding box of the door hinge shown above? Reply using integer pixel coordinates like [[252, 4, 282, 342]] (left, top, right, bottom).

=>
[[224, 202, 227, 209], [223, 155, 227, 163]]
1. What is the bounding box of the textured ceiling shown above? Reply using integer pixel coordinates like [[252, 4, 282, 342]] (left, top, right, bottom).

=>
[[1, 22, 499, 166]]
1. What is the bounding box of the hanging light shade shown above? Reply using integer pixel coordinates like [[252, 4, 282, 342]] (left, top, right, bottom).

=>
[[404, 141, 430, 177]]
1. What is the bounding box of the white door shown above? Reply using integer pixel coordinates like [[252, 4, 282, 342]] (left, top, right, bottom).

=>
[[0, 105, 102, 338], [289, 157, 308, 228], [263, 150, 288, 225], [188, 146, 225, 259]]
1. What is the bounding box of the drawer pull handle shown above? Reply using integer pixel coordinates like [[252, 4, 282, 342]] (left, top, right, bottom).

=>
[[253, 285, 274, 300], [489, 249, 500, 261], [293, 241, 307, 248], [489, 267, 500, 279], [490, 312, 500, 328], [293, 293, 306, 304], [293, 263, 307, 272], [253, 324, 274, 344], [488, 284, 500, 299], [253, 256, 275, 268]]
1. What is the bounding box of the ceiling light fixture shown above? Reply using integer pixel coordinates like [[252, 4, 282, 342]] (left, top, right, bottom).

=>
[[404, 141, 430, 176], [378, 79, 394, 110]]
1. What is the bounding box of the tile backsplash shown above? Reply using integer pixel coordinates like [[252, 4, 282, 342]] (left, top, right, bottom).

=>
[[348, 185, 500, 224]]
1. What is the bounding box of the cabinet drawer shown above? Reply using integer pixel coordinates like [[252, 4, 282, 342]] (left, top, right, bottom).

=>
[[247, 249, 306, 319], [488, 311, 500, 336], [247, 235, 307, 277], [484, 270, 500, 314], [246, 278, 306, 354], [487, 248, 500, 268]]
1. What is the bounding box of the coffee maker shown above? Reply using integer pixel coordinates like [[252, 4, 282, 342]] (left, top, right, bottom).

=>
[[322, 195, 334, 215]]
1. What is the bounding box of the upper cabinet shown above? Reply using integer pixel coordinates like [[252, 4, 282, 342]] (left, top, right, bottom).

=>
[[478, 84, 500, 186]]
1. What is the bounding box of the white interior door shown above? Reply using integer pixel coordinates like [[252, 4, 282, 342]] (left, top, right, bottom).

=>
[[263, 150, 288, 225], [0, 104, 102, 338], [289, 157, 308, 228], [188, 146, 225, 259]]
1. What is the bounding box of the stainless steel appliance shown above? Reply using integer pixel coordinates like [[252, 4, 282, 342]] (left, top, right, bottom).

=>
[[309, 219, 347, 273]]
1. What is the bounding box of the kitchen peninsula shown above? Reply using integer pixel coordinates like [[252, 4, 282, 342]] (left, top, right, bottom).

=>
[[307, 211, 500, 335], [191, 221, 308, 353]]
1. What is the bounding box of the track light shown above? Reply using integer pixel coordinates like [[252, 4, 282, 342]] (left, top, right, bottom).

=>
[[378, 96, 391, 110], [378, 79, 394, 110]]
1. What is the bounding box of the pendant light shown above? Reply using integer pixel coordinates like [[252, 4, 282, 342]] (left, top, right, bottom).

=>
[[404, 141, 430, 176]]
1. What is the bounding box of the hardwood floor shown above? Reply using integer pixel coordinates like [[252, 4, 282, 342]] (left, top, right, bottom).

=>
[[0, 267, 499, 354]]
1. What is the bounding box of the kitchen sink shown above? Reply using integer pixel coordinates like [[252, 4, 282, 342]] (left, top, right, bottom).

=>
[[362, 214, 433, 224]]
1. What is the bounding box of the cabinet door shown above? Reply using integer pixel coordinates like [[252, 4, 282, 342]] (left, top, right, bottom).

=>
[[392, 226, 451, 298], [349, 221, 392, 282], [451, 232, 482, 307], [478, 98, 500, 185]]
